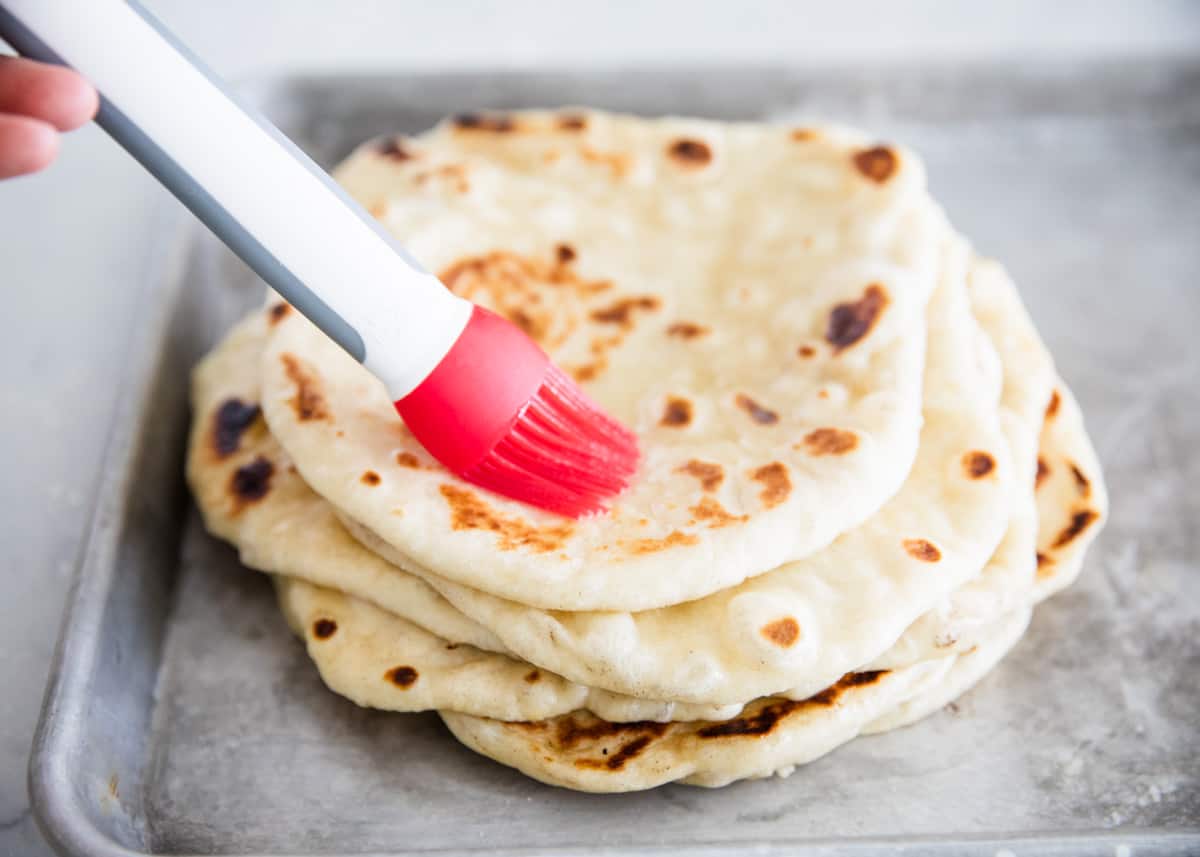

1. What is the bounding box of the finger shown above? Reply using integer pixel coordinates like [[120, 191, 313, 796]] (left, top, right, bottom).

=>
[[0, 57, 98, 132], [0, 113, 58, 178]]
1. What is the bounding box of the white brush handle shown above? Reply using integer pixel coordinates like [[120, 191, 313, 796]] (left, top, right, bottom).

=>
[[0, 0, 472, 399]]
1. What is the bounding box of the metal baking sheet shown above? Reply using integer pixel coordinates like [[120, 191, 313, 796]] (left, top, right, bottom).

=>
[[29, 62, 1200, 856]]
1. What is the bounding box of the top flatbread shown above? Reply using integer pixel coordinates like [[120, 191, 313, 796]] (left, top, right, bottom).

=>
[[258, 110, 945, 611]]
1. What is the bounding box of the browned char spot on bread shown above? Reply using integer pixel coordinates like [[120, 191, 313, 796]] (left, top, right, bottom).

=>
[[280, 353, 331, 421], [439, 484, 574, 552], [660, 397, 693, 427], [735, 394, 779, 425], [590, 296, 661, 327], [676, 459, 724, 491], [1046, 389, 1061, 419], [667, 321, 709, 339], [580, 145, 632, 179], [557, 114, 588, 132], [761, 617, 801, 647], [839, 670, 890, 689], [625, 530, 700, 554], [444, 249, 640, 382], [211, 398, 261, 457], [693, 676, 893, 741], [697, 698, 807, 738], [667, 138, 712, 167], [689, 497, 748, 529], [1069, 462, 1092, 497], [1036, 551, 1053, 577], [555, 242, 576, 264], [267, 302, 291, 324], [903, 538, 942, 562], [376, 137, 414, 160], [553, 716, 670, 772], [312, 619, 337, 639], [749, 462, 791, 508], [572, 363, 602, 383], [385, 666, 418, 687], [802, 670, 890, 708], [556, 716, 669, 750], [453, 113, 515, 132], [826, 284, 889, 352], [438, 249, 613, 352], [800, 427, 858, 456], [1036, 456, 1051, 488], [574, 735, 657, 771], [229, 456, 274, 510], [1050, 509, 1099, 549], [963, 451, 996, 479], [853, 145, 898, 183]]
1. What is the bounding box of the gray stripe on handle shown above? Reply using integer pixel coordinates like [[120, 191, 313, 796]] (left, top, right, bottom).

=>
[[0, 2, 368, 363], [124, 0, 431, 275]]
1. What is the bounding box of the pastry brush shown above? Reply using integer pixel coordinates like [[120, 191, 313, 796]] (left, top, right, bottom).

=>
[[0, 0, 639, 518]]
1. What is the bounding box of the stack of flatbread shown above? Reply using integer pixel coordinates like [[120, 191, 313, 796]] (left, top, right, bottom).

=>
[[187, 111, 1107, 792]]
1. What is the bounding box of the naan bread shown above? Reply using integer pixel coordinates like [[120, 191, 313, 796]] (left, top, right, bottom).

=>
[[275, 577, 741, 723], [439, 609, 1028, 793], [258, 111, 946, 611], [345, 239, 1014, 705]]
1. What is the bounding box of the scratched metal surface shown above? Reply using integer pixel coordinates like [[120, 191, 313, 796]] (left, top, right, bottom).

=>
[[30, 62, 1200, 856]]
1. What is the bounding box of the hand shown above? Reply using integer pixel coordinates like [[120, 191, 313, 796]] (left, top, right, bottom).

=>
[[0, 56, 98, 179]]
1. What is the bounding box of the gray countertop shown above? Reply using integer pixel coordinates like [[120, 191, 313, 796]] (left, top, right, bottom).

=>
[[2, 2, 1198, 854]]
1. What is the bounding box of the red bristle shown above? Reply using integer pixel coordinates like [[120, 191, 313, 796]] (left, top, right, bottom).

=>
[[396, 307, 639, 518], [459, 364, 639, 517]]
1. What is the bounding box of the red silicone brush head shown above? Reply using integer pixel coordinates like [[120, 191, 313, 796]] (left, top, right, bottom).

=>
[[395, 306, 639, 518]]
